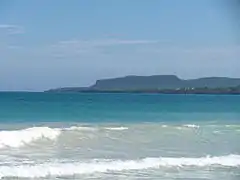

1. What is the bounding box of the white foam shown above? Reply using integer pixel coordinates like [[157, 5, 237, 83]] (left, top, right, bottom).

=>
[[104, 127, 128, 131], [65, 126, 96, 131], [0, 127, 61, 148], [0, 125, 129, 148], [183, 124, 200, 128], [225, 125, 240, 128], [0, 155, 239, 179], [213, 130, 221, 134], [65, 126, 128, 131]]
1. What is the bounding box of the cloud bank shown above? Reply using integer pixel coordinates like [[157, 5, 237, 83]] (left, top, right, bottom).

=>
[[0, 24, 25, 34]]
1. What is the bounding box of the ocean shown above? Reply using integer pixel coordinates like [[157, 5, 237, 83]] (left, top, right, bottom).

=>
[[0, 92, 239, 179]]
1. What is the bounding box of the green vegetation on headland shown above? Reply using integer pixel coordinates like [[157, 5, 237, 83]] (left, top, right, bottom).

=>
[[45, 75, 240, 94]]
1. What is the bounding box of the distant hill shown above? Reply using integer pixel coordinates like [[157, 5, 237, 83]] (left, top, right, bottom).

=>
[[91, 75, 182, 90], [46, 75, 240, 93]]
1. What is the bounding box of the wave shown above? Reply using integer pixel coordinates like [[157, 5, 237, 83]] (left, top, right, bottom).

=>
[[183, 124, 200, 128], [160, 124, 200, 129], [0, 127, 61, 148], [105, 127, 128, 130], [0, 125, 129, 148], [66, 126, 128, 131], [64, 126, 97, 131], [0, 155, 239, 179]]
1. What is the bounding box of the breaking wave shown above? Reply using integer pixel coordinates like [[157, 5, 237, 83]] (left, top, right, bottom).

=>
[[0, 125, 129, 148], [183, 124, 200, 128], [104, 127, 128, 130], [0, 127, 61, 148], [0, 155, 239, 179], [64, 126, 96, 131]]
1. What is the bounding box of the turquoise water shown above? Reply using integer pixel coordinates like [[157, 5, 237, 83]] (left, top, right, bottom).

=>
[[0, 92, 239, 179], [1, 92, 240, 122]]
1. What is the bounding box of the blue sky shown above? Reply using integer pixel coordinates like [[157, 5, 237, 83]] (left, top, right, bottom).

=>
[[0, 0, 239, 91]]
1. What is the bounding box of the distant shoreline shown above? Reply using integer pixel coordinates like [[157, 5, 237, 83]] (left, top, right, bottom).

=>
[[0, 90, 240, 95], [45, 75, 240, 94], [44, 88, 240, 95], [3, 75, 240, 94]]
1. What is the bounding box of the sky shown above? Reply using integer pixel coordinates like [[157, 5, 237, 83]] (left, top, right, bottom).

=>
[[0, 0, 239, 91]]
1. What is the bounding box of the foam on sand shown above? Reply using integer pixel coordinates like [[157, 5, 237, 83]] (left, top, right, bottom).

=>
[[0, 155, 239, 179]]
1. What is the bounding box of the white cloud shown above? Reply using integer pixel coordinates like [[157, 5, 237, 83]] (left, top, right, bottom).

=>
[[49, 38, 158, 56], [0, 24, 25, 34], [50, 39, 240, 58], [138, 45, 240, 57], [57, 39, 158, 46], [52, 39, 158, 51], [46, 37, 240, 65]]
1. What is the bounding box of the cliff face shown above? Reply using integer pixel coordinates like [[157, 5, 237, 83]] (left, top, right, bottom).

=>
[[91, 75, 182, 90], [90, 76, 240, 90], [46, 75, 240, 92]]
